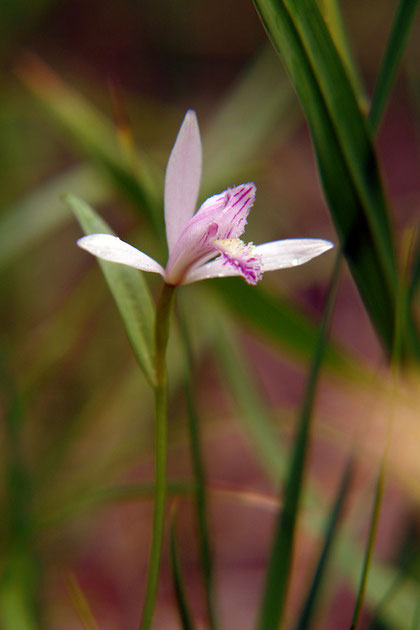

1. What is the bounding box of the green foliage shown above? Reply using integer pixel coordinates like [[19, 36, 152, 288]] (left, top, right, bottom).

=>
[[65, 194, 156, 385]]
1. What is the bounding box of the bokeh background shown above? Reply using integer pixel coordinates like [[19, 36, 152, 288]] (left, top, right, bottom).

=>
[[1, 1, 420, 629]]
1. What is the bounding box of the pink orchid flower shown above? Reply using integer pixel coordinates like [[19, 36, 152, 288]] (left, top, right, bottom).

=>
[[77, 110, 333, 285]]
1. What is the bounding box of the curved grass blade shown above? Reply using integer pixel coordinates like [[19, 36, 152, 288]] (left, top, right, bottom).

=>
[[350, 458, 386, 630], [203, 45, 298, 193], [0, 352, 39, 630], [295, 456, 354, 630], [252, 0, 399, 355], [179, 310, 217, 630], [67, 574, 99, 630], [0, 164, 109, 271], [65, 194, 156, 386], [369, 0, 420, 132], [256, 253, 341, 630], [318, 0, 367, 105], [16, 54, 163, 231], [170, 510, 197, 630]]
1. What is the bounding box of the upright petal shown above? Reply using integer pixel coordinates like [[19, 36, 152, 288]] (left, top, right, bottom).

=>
[[77, 234, 165, 275], [164, 110, 202, 253]]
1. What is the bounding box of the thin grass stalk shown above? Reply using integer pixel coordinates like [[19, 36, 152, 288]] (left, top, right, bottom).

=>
[[295, 455, 354, 630], [139, 283, 176, 630], [256, 251, 342, 630], [369, 0, 420, 132], [179, 308, 217, 630], [170, 509, 197, 630], [67, 575, 99, 630]]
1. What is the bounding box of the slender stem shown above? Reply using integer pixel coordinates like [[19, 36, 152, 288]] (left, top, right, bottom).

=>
[[139, 283, 176, 630]]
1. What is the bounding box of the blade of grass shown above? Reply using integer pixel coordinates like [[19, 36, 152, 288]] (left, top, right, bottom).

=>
[[408, 236, 420, 303], [170, 509, 197, 630], [256, 252, 342, 630], [318, 0, 367, 105], [0, 164, 109, 271], [413, 597, 420, 630], [295, 455, 354, 630], [15, 54, 163, 230], [214, 322, 287, 484], [367, 549, 420, 628], [203, 45, 298, 193], [179, 307, 217, 630], [350, 457, 387, 630], [38, 481, 193, 530], [209, 296, 418, 629], [65, 194, 156, 385], [67, 574, 99, 630], [252, 0, 399, 355], [369, 0, 420, 132], [0, 351, 39, 630]]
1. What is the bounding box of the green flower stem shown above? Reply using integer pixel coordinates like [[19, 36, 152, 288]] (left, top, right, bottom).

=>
[[139, 282, 176, 630]]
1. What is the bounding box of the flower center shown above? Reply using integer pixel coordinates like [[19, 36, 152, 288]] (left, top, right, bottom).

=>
[[212, 238, 263, 285]]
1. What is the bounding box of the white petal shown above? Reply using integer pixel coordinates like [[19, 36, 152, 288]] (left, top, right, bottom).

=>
[[164, 110, 202, 254], [77, 234, 165, 275], [182, 238, 334, 284], [182, 257, 242, 284], [255, 239, 334, 270]]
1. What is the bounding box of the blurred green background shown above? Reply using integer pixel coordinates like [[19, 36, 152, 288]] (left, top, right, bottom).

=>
[[1, 1, 420, 629]]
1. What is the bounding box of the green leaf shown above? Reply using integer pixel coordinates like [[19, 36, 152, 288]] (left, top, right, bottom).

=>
[[369, 0, 420, 132], [295, 457, 354, 630], [170, 511, 197, 630], [65, 194, 156, 386], [256, 252, 341, 630], [252, 0, 399, 354], [318, 0, 367, 105]]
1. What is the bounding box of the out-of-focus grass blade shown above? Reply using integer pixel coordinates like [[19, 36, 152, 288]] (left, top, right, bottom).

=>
[[211, 277, 361, 380], [170, 510, 197, 630], [367, 549, 420, 628], [0, 164, 109, 271], [295, 456, 354, 630], [413, 598, 420, 630], [16, 54, 163, 230], [39, 481, 192, 530], [203, 45, 298, 192], [369, 0, 420, 132], [350, 456, 387, 630], [256, 253, 341, 630], [0, 352, 39, 630], [252, 0, 399, 355], [65, 194, 155, 386], [214, 322, 287, 483], [409, 240, 420, 303], [179, 310, 217, 630], [67, 574, 99, 630]]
